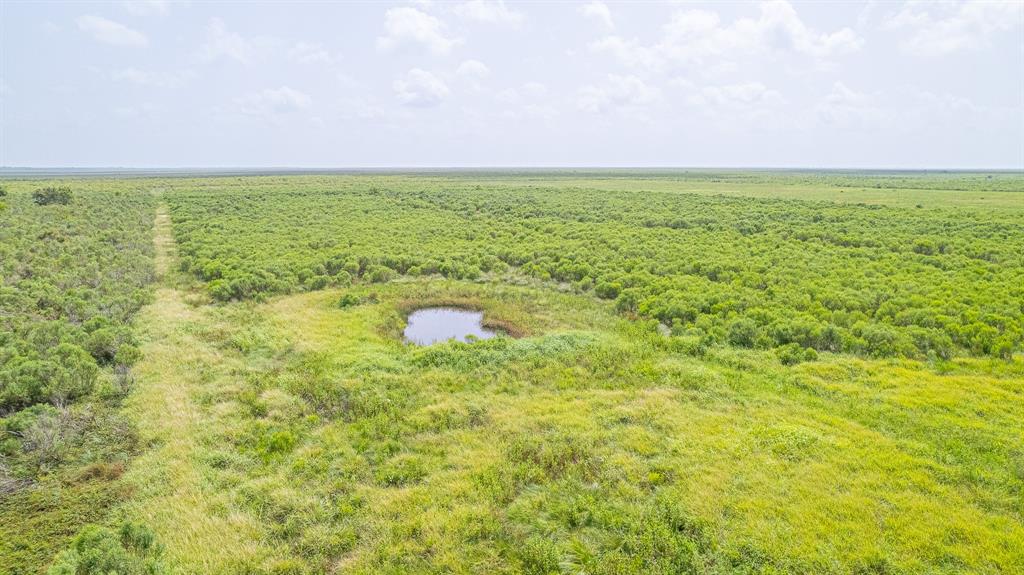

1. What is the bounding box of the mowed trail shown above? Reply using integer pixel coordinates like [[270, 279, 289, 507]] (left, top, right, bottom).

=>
[[119, 203, 271, 573]]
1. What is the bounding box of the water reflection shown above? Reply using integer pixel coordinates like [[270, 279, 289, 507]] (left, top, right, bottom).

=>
[[404, 307, 498, 345]]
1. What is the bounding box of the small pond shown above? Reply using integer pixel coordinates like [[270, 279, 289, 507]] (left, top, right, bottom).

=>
[[404, 307, 498, 345]]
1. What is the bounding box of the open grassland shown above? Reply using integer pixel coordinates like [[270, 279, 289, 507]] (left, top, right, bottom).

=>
[[0, 171, 1022, 574], [447, 170, 1024, 211], [115, 279, 1023, 574]]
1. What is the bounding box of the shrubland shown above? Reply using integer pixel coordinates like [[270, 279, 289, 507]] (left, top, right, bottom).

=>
[[0, 171, 1021, 574], [0, 182, 155, 573], [165, 175, 1024, 361]]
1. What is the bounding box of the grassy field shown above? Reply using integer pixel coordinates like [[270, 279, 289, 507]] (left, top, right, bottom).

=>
[[1, 171, 1023, 574], [433, 170, 1024, 211]]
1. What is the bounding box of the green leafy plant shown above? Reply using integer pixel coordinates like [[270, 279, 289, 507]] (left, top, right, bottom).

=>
[[47, 522, 166, 575], [32, 186, 73, 206]]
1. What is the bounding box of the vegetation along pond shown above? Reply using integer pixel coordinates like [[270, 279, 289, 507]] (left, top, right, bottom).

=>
[[404, 307, 499, 345]]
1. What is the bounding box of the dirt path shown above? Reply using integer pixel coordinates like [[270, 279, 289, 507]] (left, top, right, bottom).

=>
[[119, 204, 269, 572]]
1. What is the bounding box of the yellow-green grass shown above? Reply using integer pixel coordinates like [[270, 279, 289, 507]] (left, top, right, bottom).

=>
[[120, 274, 1024, 573], [397, 170, 1024, 212], [505, 178, 1024, 211], [4, 173, 1021, 573], [2, 170, 1022, 212], [115, 206, 280, 572]]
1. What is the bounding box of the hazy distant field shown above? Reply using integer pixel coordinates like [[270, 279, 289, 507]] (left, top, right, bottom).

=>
[[1, 171, 1022, 574], [439, 170, 1024, 211]]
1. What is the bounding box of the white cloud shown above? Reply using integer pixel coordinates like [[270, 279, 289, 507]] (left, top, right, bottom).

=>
[[501, 103, 558, 121], [497, 82, 548, 104], [522, 104, 558, 120], [578, 74, 660, 114], [915, 91, 980, 116], [885, 1, 1023, 56], [496, 81, 557, 120], [455, 1, 524, 26], [675, 80, 792, 130], [580, 2, 614, 30], [233, 86, 312, 116], [456, 59, 490, 78], [814, 81, 881, 128], [592, 1, 862, 72], [823, 81, 869, 109], [812, 82, 1013, 134], [201, 18, 253, 64], [76, 15, 148, 47], [589, 36, 661, 71], [114, 102, 162, 120], [289, 42, 338, 65], [111, 67, 194, 88], [394, 69, 450, 107], [122, 1, 170, 16], [337, 97, 389, 122], [378, 7, 461, 55], [691, 82, 785, 109], [521, 81, 547, 98], [856, 0, 880, 29], [495, 88, 518, 105]]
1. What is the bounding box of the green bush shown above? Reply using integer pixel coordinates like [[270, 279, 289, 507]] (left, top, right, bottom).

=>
[[363, 264, 397, 284], [0, 183, 154, 570], [47, 522, 166, 575], [855, 323, 916, 358], [0, 344, 100, 410], [992, 337, 1016, 360], [727, 318, 759, 347], [164, 176, 1023, 360], [46, 344, 101, 405], [208, 279, 234, 302], [306, 275, 329, 290], [114, 344, 143, 368], [84, 328, 134, 365], [337, 293, 362, 308], [256, 429, 298, 461], [594, 280, 621, 300], [33, 186, 73, 206], [776, 343, 817, 366]]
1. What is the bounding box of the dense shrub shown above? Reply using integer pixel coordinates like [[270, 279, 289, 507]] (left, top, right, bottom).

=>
[[776, 343, 817, 365], [727, 318, 759, 347], [32, 186, 73, 206], [363, 264, 397, 284], [165, 176, 1024, 360], [47, 522, 166, 575], [337, 293, 362, 308], [1, 187, 153, 415]]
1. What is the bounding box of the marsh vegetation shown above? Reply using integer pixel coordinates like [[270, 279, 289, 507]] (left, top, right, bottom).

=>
[[0, 171, 1022, 574]]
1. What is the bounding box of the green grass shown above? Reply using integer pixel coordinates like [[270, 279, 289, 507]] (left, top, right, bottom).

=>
[[115, 278, 1023, 573], [450, 169, 1024, 211], [1, 172, 1022, 574], [160, 174, 1024, 361]]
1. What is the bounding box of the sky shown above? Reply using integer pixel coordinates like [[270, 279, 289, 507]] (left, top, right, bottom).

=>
[[1, 0, 1022, 169]]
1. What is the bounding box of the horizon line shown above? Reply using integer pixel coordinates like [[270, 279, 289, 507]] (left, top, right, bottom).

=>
[[2, 165, 1022, 174]]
